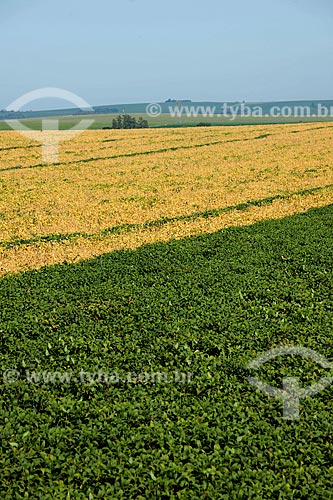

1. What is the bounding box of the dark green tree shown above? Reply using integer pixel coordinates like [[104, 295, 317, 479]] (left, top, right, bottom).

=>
[[116, 115, 123, 129], [111, 114, 149, 129]]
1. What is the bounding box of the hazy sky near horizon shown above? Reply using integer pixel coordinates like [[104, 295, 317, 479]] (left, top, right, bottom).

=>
[[1, 0, 332, 110]]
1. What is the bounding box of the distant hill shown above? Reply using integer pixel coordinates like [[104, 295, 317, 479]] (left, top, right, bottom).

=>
[[1, 99, 333, 121]]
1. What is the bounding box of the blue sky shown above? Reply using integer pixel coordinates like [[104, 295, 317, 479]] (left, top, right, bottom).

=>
[[1, 0, 332, 110]]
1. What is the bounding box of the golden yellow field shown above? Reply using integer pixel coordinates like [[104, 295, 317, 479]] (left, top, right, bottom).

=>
[[0, 123, 332, 275]]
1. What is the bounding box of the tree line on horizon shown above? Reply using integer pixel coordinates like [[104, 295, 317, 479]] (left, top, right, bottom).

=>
[[109, 115, 149, 129]]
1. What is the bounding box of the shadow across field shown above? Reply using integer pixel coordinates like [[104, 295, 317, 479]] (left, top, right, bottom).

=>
[[1, 205, 333, 498]]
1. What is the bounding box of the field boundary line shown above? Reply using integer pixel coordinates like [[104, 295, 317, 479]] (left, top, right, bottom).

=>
[[2, 124, 333, 172], [0, 133, 229, 163], [1, 184, 332, 250], [0, 134, 275, 173]]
